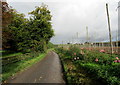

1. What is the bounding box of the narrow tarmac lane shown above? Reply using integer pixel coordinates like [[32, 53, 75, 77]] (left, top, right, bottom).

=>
[[7, 51, 65, 83]]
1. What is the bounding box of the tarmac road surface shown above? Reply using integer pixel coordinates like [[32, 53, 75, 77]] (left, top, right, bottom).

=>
[[6, 51, 65, 83]]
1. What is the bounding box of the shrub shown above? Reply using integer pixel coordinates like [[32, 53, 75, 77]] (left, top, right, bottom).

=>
[[55, 46, 120, 85], [47, 42, 54, 49]]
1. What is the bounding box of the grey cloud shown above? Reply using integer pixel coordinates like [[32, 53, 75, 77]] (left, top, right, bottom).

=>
[[7, 1, 118, 44]]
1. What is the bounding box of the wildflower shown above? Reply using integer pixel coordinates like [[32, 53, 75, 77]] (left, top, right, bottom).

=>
[[114, 60, 117, 63], [4, 81, 7, 83], [116, 57, 119, 60], [89, 48, 91, 50], [118, 60, 120, 63], [77, 57, 79, 60], [67, 48, 70, 50], [80, 50, 85, 55], [99, 49, 105, 53], [80, 48, 84, 50], [95, 58, 98, 62], [74, 53, 76, 55], [70, 66, 73, 70], [74, 57, 76, 60], [112, 51, 114, 54]]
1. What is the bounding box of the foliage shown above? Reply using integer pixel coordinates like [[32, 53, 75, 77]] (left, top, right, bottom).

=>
[[2, 3, 54, 52], [7, 11, 27, 51], [55, 46, 120, 85], [2, 1, 13, 28], [2, 1, 14, 50], [27, 4, 54, 52], [2, 52, 22, 58], [47, 42, 54, 49]]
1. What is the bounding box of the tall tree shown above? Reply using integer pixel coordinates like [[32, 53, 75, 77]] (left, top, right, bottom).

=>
[[2, 1, 27, 51], [2, 1, 12, 28], [2, 3, 54, 52], [2, 1, 14, 50], [8, 10, 27, 51], [28, 4, 54, 52]]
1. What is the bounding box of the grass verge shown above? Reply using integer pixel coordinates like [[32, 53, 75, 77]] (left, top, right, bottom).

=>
[[2, 52, 47, 82]]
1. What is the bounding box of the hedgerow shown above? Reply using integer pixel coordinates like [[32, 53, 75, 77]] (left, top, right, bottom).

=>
[[55, 46, 120, 85]]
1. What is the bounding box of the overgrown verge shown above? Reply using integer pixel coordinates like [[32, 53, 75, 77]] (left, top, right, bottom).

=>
[[55, 46, 120, 85]]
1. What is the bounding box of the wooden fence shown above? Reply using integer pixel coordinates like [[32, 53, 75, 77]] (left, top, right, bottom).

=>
[[0, 52, 39, 66]]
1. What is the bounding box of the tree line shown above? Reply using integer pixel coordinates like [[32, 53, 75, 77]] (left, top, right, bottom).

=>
[[2, 1, 54, 52]]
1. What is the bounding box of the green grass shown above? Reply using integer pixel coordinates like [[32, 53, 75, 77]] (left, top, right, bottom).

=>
[[2, 52, 46, 81], [0, 50, 3, 52], [47, 48, 55, 52]]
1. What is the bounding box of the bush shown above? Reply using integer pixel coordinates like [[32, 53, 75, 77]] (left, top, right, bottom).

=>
[[55, 46, 120, 85], [47, 42, 54, 49]]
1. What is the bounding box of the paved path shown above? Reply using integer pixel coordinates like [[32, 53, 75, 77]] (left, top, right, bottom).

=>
[[7, 51, 65, 83]]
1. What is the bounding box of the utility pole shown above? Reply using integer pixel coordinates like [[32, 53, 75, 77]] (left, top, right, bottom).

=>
[[76, 32, 79, 44], [106, 3, 113, 55], [76, 32, 78, 38], [62, 41, 63, 48], [116, 30, 118, 53], [86, 26, 89, 43], [102, 39, 104, 47], [86, 26, 89, 47], [72, 37, 74, 44], [94, 31, 96, 47]]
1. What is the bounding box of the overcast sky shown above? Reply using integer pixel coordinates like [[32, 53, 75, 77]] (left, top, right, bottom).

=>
[[6, 0, 119, 44]]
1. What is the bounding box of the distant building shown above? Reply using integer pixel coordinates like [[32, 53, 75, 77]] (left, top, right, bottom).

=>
[[92, 41, 120, 47]]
